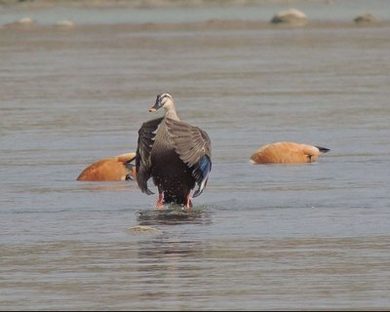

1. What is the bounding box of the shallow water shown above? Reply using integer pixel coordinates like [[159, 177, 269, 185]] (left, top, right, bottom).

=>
[[1, 2, 390, 310]]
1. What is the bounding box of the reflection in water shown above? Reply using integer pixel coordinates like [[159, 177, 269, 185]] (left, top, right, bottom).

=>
[[76, 181, 133, 192], [133, 232, 208, 305], [132, 206, 213, 305], [136, 236, 205, 266], [136, 205, 212, 226]]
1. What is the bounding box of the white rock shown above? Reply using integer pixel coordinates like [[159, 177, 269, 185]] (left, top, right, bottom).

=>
[[55, 20, 75, 27], [270, 8, 308, 26], [16, 17, 35, 24]]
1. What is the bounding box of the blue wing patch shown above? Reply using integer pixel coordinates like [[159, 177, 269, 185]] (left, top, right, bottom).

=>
[[192, 155, 212, 198]]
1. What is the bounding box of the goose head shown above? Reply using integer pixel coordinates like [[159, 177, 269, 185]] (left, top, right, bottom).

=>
[[149, 93, 175, 113]]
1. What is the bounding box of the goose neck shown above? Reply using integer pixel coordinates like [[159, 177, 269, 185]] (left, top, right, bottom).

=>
[[165, 105, 180, 120]]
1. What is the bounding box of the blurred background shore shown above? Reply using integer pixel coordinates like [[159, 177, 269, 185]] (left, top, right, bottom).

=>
[[0, 0, 348, 8], [0, 0, 388, 27]]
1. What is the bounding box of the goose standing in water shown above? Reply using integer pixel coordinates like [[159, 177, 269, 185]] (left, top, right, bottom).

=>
[[136, 93, 212, 209]]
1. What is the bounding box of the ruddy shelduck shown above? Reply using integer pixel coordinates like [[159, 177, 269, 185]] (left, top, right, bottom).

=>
[[77, 152, 136, 181], [250, 141, 330, 164]]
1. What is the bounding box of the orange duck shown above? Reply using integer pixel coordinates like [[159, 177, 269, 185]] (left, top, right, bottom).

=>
[[250, 141, 330, 164], [77, 152, 136, 181]]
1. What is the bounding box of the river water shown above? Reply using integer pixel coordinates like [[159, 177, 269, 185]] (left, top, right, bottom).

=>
[[1, 1, 390, 310]]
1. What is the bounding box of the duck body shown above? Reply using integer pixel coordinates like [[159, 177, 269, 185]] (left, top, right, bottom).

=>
[[151, 120, 195, 204], [136, 93, 212, 208], [77, 152, 136, 181], [250, 141, 329, 164]]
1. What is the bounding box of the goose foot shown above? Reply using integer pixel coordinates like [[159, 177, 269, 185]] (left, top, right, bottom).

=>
[[156, 193, 164, 209]]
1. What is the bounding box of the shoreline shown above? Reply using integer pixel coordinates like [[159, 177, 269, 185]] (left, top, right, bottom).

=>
[[2, 18, 388, 31], [0, 0, 345, 9], [1, 0, 386, 28]]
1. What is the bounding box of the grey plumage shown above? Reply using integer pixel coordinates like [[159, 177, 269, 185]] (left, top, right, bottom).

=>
[[135, 93, 212, 208]]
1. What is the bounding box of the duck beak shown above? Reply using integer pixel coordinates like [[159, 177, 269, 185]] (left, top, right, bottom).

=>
[[149, 96, 162, 112]]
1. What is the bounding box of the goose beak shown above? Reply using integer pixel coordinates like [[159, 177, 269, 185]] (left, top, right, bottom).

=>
[[149, 101, 159, 112], [149, 94, 164, 112]]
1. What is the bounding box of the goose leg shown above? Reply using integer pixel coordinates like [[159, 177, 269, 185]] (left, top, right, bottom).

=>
[[185, 194, 193, 210], [156, 192, 164, 209]]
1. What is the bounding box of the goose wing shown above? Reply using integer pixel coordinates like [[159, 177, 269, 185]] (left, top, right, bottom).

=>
[[165, 117, 212, 197], [136, 117, 164, 194]]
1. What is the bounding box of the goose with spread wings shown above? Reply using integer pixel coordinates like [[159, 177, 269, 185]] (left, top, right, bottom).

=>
[[136, 93, 212, 209]]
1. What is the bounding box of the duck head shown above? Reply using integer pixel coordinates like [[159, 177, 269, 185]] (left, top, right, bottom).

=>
[[149, 93, 174, 112]]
